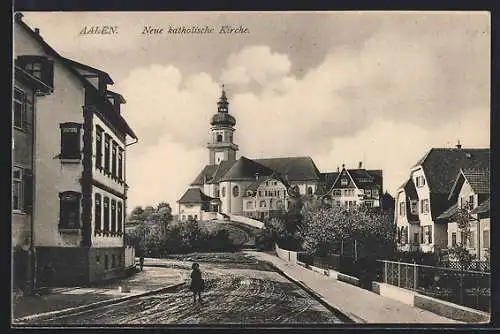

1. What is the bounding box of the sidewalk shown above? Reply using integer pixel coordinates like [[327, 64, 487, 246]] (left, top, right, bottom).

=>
[[246, 251, 460, 324], [13, 263, 188, 320]]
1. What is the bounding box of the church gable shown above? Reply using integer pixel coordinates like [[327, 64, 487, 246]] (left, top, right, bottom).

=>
[[190, 164, 218, 186]]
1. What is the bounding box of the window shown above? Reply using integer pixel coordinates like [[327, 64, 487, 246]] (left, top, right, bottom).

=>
[[258, 190, 262, 197], [104, 135, 111, 172], [420, 199, 429, 214], [112, 254, 116, 268], [16, 55, 55, 88], [194, 215, 198, 220], [117, 202, 123, 233], [365, 201, 373, 207], [341, 178, 348, 186], [413, 233, 419, 244], [13, 87, 32, 130], [182, 215, 186, 221], [469, 195, 475, 210], [246, 201, 253, 210], [58, 191, 81, 229], [217, 134, 222, 142], [232, 185, 239, 197], [221, 187, 226, 197], [274, 182, 277, 186], [416, 175, 426, 187], [104, 254, 109, 269], [483, 230, 490, 249], [423, 225, 432, 244], [95, 126, 103, 168], [103, 197, 110, 232], [260, 200, 266, 208], [399, 202, 406, 216], [216, 189, 220, 197], [95, 193, 102, 231], [111, 142, 117, 177], [468, 231, 475, 248], [307, 186, 313, 195], [111, 199, 116, 232], [460, 231, 466, 245], [118, 149, 123, 180], [365, 189, 372, 197], [372, 189, 379, 197], [451, 232, 457, 247], [12, 167, 23, 211], [188, 215, 193, 220], [410, 200, 418, 215], [59, 123, 82, 159], [333, 189, 341, 197]]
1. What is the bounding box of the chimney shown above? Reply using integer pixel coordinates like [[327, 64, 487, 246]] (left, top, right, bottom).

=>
[[337, 166, 339, 172], [456, 139, 462, 149], [358, 161, 363, 169], [342, 163, 345, 169]]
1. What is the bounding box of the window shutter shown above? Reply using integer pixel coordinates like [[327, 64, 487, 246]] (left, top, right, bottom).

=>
[[23, 169, 33, 214], [420, 227, 424, 244], [42, 59, 54, 89]]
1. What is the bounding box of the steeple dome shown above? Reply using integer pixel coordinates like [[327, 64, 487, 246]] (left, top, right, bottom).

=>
[[211, 85, 236, 126]]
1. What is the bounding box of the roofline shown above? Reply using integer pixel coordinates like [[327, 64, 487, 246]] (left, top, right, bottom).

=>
[[447, 169, 466, 201], [14, 13, 137, 140], [14, 65, 53, 93], [106, 90, 126, 103], [60, 57, 114, 84]]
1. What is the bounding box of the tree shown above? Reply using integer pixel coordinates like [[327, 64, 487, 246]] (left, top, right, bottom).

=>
[[449, 208, 474, 270]]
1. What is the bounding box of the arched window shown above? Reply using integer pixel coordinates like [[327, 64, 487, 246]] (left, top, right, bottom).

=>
[[260, 200, 267, 208], [217, 134, 223, 142], [232, 185, 239, 197], [221, 187, 226, 197], [307, 186, 313, 195]]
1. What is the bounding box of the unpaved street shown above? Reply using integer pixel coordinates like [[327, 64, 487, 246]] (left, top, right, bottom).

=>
[[38, 252, 345, 325]]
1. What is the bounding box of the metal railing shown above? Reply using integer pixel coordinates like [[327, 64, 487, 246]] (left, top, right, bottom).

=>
[[379, 259, 490, 312]]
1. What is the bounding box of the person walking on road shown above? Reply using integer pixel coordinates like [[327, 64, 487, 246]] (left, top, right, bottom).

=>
[[190, 263, 204, 303], [139, 255, 144, 271]]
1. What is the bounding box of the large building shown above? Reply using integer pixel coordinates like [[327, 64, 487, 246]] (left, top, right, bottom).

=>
[[13, 13, 138, 288], [177, 89, 383, 221], [394, 144, 490, 254]]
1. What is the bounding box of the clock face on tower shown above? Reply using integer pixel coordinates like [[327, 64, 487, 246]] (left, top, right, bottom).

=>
[[215, 151, 225, 164]]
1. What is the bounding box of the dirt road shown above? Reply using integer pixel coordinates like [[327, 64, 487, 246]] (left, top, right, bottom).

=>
[[37, 252, 345, 325]]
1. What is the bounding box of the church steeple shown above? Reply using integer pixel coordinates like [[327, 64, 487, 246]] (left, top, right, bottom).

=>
[[207, 85, 238, 165]]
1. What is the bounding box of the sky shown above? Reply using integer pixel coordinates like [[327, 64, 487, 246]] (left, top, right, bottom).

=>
[[21, 11, 490, 213]]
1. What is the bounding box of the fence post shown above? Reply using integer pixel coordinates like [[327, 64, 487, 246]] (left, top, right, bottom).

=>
[[413, 261, 417, 291], [398, 261, 401, 287], [384, 261, 387, 283]]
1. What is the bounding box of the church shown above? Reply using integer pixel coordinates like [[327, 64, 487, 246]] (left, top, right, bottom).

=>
[[177, 88, 384, 222]]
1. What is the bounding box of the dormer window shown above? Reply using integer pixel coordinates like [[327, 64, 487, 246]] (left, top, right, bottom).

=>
[[341, 178, 348, 186], [16, 55, 54, 89]]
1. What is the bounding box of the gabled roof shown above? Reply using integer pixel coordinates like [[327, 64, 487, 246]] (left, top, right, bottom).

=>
[[403, 178, 418, 200], [470, 198, 490, 215], [14, 13, 137, 140], [254, 156, 321, 181], [177, 188, 214, 204], [60, 57, 114, 84], [314, 172, 339, 196], [220, 156, 275, 182], [412, 148, 490, 194], [448, 168, 490, 200], [243, 175, 288, 197]]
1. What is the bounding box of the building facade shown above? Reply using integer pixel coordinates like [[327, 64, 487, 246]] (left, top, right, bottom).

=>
[[177, 89, 384, 221], [394, 145, 490, 254], [439, 168, 490, 261], [13, 13, 138, 288]]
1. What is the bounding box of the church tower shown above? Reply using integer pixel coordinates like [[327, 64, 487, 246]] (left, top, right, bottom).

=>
[[207, 86, 239, 165]]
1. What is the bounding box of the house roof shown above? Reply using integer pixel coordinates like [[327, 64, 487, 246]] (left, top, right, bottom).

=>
[[219, 156, 276, 182], [254, 156, 322, 181], [413, 148, 490, 194], [60, 57, 114, 84], [314, 172, 339, 196], [470, 198, 490, 215], [403, 178, 418, 199], [14, 65, 52, 93], [14, 13, 137, 140], [448, 168, 490, 200], [436, 203, 458, 221], [177, 188, 215, 204]]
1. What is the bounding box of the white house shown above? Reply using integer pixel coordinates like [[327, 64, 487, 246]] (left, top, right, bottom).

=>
[[394, 144, 490, 254], [14, 13, 138, 287]]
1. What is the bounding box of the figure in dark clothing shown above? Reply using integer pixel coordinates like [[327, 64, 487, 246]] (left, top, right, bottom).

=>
[[190, 263, 204, 303], [139, 255, 144, 271]]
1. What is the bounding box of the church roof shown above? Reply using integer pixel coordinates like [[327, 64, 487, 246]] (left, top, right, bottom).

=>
[[254, 156, 322, 181], [219, 156, 276, 182], [177, 188, 215, 204], [190, 165, 218, 186], [208, 160, 237, 184]]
